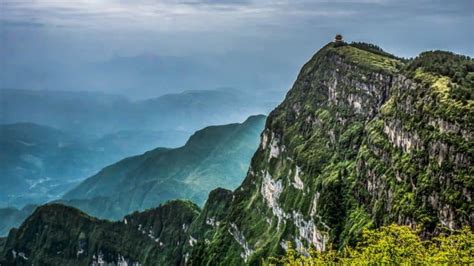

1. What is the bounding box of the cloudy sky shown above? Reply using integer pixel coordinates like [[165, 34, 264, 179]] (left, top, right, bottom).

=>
[[1, 0, 473, 98]]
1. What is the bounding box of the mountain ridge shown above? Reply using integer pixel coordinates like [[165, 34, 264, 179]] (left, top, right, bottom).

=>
[[1, 201, 200, 265], [60, 115, 266, 220]]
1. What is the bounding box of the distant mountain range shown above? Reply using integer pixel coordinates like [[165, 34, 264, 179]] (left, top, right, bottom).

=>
[[0, 88, 276, 136], [0, 52, 292, 101], [61, 115, 266, 220], [0, 123, 189, 209], [0, 87, 274, 207]]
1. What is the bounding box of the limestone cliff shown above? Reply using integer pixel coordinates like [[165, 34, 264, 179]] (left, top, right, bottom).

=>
[[185, 43, 473, 264]]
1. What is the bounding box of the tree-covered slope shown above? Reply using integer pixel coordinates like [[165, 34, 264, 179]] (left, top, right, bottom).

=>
[[61, 115, 266, 220], [184, 42, 473, 264], [0, 201, 199, 265]]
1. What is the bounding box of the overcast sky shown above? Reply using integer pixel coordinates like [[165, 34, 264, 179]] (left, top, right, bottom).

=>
[[1, 0, 473, 98]]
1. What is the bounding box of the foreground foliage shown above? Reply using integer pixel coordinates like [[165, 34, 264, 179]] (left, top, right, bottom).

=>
[[270, 224, 474, 265]]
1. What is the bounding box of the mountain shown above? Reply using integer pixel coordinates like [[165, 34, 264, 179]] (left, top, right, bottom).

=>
[[137, 89, 275, 132], [2, 41, 472, 265], [0, 201, 199, 265], [184, 43, 473, 264], [0, 123, 188, 209], [92, 129, 189, 157], [0, 88, 275, 136], [61, 115, 266, 219]]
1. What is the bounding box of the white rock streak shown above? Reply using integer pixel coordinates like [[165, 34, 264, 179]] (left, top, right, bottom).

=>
[[260, 167, 328, 254], [269, 137, 281, 161], [292, 166, 304, 190], [383, 122, 422, 152], [261, 170, 288, 225], [261, 131, 269, 150], [292, 211, 327, 252], [18, 251, 28, 260], [188, 236, 197, 247], [206, 216, 220, 227], [228, 223, 253, 262]]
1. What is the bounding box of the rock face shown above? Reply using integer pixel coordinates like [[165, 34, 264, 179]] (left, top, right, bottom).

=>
[[1, 42, 472, 265], [184, 43, 473, 264]]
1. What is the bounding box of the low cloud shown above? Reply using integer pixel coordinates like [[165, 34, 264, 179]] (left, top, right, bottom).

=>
[[1, 0, 367, 31]]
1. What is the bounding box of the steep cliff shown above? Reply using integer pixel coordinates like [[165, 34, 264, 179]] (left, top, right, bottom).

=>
[[184, 42, 473, 264]]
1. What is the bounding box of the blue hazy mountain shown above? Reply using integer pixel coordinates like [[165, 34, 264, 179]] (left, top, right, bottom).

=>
[[0, 53, 291, 101], [0, 123, 189, 209], [0, 88, 277, 136], [61, 115, 266, 220]]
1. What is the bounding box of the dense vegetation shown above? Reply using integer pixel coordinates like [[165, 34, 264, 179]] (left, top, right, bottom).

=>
[[406, 51, 474, 88], [349, 42, 400, 60], [0, 201, 200, 265], [270, 224, 473, 265]]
